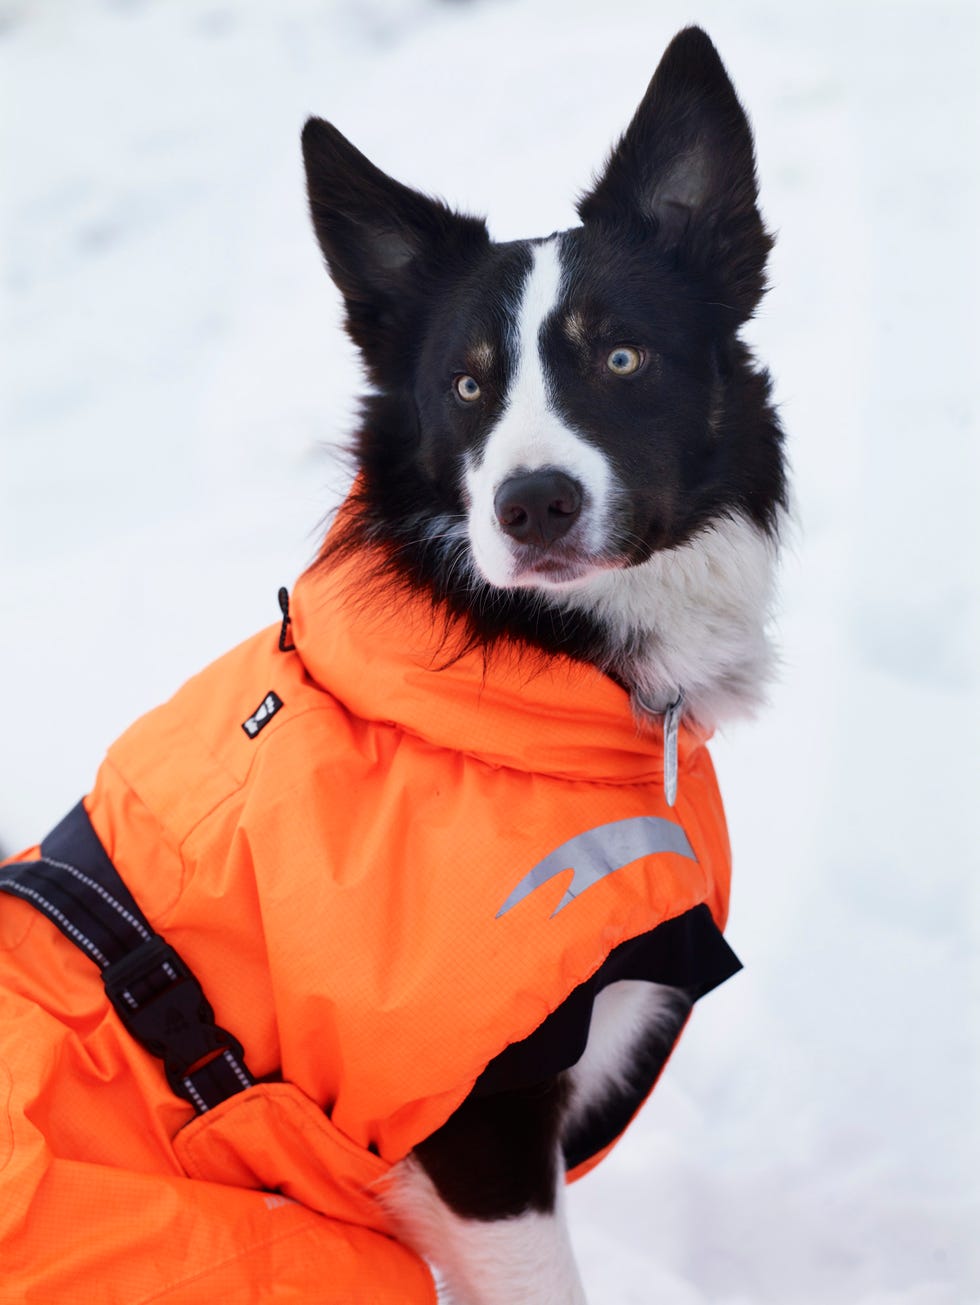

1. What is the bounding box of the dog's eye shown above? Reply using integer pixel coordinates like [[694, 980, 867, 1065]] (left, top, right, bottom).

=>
[[606, 347, 643, 376], [454, 374, 482, 402]]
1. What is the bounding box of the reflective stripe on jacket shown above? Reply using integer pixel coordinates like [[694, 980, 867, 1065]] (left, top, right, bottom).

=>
[[0, 544, 735, 1301]]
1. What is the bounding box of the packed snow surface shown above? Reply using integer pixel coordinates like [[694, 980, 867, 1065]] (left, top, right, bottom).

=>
[[1, 1, 977, 1301]]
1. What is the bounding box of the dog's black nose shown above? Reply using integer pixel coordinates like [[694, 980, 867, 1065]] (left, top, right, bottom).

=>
[[494, 470, 583, 546]]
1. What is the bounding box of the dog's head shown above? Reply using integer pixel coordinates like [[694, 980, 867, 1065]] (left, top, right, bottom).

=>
[[302, 27, 784, 607]]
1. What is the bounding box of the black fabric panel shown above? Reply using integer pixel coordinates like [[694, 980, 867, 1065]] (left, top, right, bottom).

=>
[[474, 904, 740, 1097]]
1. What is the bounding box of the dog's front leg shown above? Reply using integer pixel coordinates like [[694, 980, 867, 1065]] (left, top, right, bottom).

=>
[[383, 1077, 587, 1305]]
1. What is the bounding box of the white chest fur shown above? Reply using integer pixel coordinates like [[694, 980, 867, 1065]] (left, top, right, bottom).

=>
[[556, 511, 781, 730], [562, 979, 689, 1136]]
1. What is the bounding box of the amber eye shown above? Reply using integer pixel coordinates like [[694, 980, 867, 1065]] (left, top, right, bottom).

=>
[[455, 374, 482, 402], [606, 346, 643, 376]]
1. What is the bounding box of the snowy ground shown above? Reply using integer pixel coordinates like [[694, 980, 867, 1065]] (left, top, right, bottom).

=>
[[1, 1, 978, 1301]]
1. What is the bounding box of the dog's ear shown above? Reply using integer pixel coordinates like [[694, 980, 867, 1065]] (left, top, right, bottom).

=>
[[577, 27, 771, 320], [302, 118, 490, 372]]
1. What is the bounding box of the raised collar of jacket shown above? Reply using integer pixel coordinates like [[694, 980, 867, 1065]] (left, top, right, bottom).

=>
[[289, 548, 708, 789]]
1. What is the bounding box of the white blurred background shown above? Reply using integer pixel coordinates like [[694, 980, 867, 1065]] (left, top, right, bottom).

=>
[[1, 2, 977, 1301]]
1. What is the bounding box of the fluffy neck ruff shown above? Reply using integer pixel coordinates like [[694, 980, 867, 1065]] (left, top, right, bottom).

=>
[[550, 510, 782, 731]]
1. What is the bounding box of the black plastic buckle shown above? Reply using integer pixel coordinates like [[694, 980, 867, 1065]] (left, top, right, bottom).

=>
[[102, 937, 249, 1105]]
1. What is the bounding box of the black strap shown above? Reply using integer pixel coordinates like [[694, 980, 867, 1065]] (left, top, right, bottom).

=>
[[0, 802, 256, 1113]]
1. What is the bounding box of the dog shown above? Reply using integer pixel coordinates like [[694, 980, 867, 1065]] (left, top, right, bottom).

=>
[[0, 25, 784, 1305]]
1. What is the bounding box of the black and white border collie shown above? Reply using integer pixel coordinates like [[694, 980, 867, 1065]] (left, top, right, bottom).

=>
[[302, 25, 786, 1304]]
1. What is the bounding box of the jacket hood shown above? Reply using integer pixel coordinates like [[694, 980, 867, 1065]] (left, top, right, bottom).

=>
[[290, 548, 708, 786]]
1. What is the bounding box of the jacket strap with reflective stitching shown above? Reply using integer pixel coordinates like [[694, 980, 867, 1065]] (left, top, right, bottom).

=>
[[0, 801, 256, 1113]]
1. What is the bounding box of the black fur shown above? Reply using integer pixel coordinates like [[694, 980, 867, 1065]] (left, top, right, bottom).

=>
[[302, 27, 785, 696], [414, 1078, 569, 1220]]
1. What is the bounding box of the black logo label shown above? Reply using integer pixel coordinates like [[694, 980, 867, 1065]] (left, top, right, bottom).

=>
[[242, 691, 284, 739]]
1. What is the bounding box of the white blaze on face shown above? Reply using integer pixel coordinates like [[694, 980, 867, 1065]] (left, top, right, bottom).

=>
[[463, 238, 614, 589]]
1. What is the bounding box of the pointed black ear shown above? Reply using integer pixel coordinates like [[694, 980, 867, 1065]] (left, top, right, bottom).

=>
[[301, 118, 490, 373], [577, 27, 772, 319]]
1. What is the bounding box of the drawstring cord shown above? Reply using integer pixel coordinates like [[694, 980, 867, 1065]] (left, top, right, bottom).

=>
[[277, 587, 295, 652]]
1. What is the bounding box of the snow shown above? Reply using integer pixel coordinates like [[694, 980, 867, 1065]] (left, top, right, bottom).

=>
[[1, 1, 977, 1300]]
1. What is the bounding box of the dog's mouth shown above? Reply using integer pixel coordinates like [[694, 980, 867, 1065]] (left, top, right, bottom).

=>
[[490, 539, 626, 591], [465, 497, 636, 592]]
